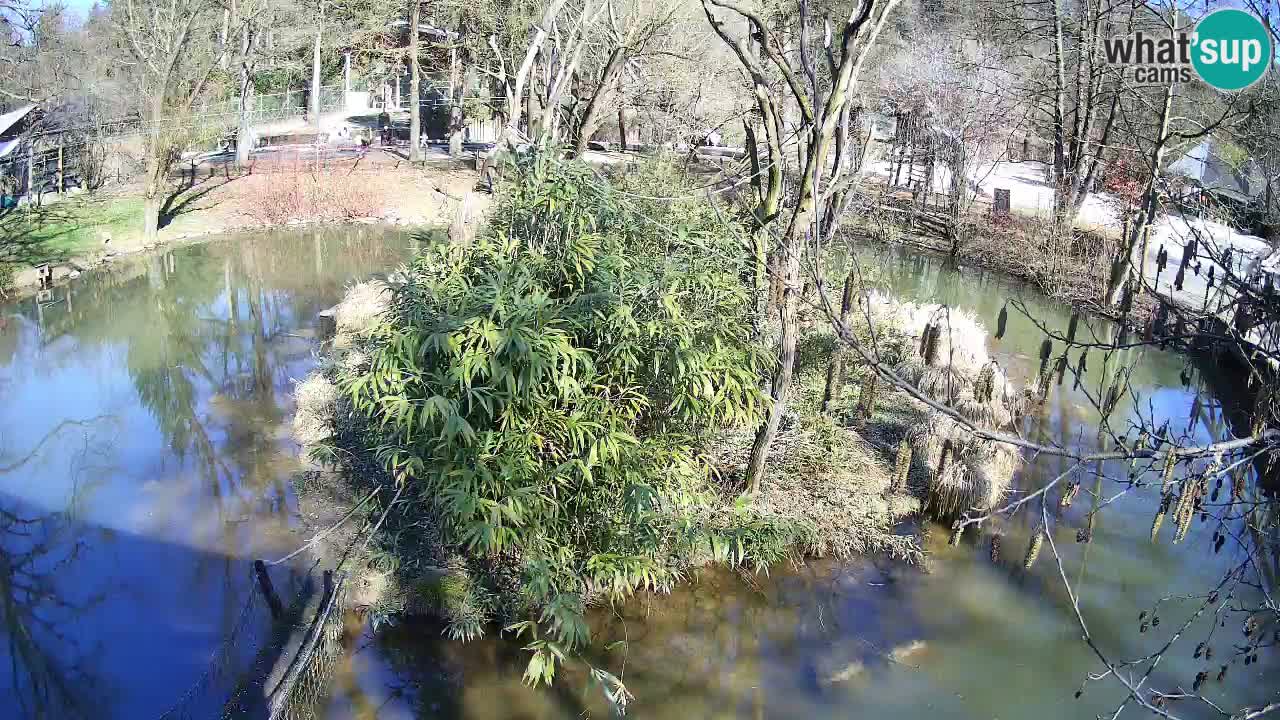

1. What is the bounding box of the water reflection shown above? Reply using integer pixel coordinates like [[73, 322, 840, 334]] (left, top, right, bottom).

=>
[[323, 245, 1278, 720], [0, 226, 415, 719]]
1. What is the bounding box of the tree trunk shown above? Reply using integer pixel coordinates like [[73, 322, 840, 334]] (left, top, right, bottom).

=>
[[492, 0, 568, 149], [310, 0, 324, 128], [408, 0, 421, 161], [236, 84, 253, 167], [236, 27, 254, 167], [142, 95, 166, 243], [219, 9, 230, 70], [448, 47, 464, 158], [743, 121, 769, 340], [572, 46, 626, 157], [740, 0, 896, 493], [745, 243, 801, 493], [617, 104, 627, 151], [1105, 80, 1173, 306], [1049, 0, 1071, 230], [821, 266, 858, 413], [524, 65, 538, 138]]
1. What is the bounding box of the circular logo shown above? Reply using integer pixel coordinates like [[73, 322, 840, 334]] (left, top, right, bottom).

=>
[[1191, 9, 1273, 91]]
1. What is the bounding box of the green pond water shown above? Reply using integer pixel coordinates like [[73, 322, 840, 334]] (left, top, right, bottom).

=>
[[0, 225, 419, 719], [0, 229, 1273, 719], [320, 246, 1278, 720]]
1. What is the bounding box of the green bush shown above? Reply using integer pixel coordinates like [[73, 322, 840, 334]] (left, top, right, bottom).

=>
[[342, 155, 800, 688]]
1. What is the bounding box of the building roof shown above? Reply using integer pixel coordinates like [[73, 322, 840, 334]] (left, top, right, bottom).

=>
[[0, 104, 37, 139], [1167, 138, 1264, 202]]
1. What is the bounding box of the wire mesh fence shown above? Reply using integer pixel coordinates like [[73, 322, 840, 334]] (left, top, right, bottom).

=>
[[151, 567, 278, 720], [134, 562, 353, 720], [266, 572, 350, 720]]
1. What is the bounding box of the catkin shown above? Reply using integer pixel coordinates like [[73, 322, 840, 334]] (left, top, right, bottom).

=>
[[893, 440, 912, 492], [1162, 452, 1177, 492], [858, 372, 878, 420], [1150, 503, 1167, 543], [1060, 482, 1080, 509], [1130, 431, 1149, 470], [976, 363, 996, 403], [1173, 479, 1201, 543], [924, 324, 942, 366], [1024, 525, 1045, 569]]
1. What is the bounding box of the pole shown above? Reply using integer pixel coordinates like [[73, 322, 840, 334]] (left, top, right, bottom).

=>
[[253, 559, 285, 619], [310, 0, 324, 128], [27, 144, 34, 205], [57, 144, 64, 194]]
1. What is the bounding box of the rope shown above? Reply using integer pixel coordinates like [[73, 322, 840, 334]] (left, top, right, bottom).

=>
[[587, 158, 764, 202], [264, 486, 382, 566]]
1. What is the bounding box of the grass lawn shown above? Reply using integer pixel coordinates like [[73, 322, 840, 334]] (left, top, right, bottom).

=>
[[0, 194, 144, 270]]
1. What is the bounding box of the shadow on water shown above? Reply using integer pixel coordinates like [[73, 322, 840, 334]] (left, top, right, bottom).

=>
[[0, 224, 423, 719], [320, 243, 1279, 720]]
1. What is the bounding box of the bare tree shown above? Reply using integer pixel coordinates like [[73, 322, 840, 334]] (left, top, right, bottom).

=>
[[115, 0, 223, 241], [484, 0, 570, 147], [703, 0, 901, 493], [407, 0, 421, 161], [568, 0, 680, 157], [309, 0, 325, 128]]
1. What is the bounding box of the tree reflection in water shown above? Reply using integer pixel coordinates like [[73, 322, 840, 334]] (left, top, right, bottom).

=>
[[1, 422, 116, 719], [0, 226, 419, 719]]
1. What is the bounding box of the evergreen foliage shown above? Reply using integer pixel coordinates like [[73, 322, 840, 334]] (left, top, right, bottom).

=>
[[340, 155, 806, 687]]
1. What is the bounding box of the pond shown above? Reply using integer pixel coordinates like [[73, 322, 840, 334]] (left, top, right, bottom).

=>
[[0, 232, 1273, 720], [0, 225, 417, 719], [319, 245, 1278, 720]]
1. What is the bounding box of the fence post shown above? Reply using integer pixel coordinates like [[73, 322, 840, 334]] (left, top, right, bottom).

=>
[[27, 144, 35, 205], [57, 144, 64, 194], [253, 559, 285, 619]]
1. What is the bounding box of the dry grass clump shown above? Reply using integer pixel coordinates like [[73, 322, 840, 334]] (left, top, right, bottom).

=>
[[867, 294, 990, 373], [723, 415, 920, 561], [952, 395, 1014, 431], [333, 280, 391, 347], [292, 372, 339, 447], [905, 410, 1018, 516], [339, 349, 370, 373], [917, 365, 976, 401]]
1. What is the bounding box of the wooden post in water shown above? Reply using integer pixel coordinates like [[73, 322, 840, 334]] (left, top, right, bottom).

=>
[[254, 559, 285, 619]]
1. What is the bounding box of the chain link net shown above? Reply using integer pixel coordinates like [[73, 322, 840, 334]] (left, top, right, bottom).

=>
[[143, 564, 351, 720], [152, 568, 275, 720], [267, 572, 350, 720]]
